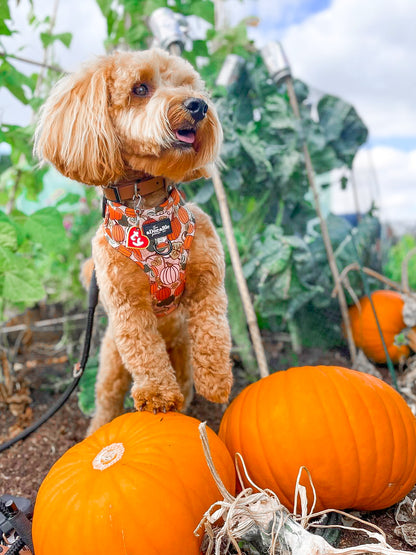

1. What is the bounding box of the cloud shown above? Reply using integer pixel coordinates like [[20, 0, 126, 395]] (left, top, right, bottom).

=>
[[250, 0, 416, 141], [0, 0, 106, 126], [331, 146, 416, 223]]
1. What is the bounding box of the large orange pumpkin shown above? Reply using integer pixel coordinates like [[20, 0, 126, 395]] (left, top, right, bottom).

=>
[[348, 290, 413, 363], [219, 365, 416, 513], [33, 412, 235, 555]]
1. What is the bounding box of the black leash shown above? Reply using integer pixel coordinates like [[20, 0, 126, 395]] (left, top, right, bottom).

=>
[[0, 269, 99, 454]]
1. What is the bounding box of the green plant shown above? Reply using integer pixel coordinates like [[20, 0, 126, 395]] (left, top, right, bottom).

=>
[[2, 0, 378, 363], [0, 2, 103, 320], [188, 55, 372, 353], [384, 234, 416, 291]]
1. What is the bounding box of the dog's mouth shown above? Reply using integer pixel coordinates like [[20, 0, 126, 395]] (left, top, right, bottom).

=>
[[174, 127, 196, 146]]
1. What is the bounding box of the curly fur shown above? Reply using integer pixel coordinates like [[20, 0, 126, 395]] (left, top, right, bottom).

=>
[[35, 48, 233, 434]]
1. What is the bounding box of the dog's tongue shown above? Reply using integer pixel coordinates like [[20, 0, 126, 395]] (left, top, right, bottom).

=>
[[175, 129, 196, 144]]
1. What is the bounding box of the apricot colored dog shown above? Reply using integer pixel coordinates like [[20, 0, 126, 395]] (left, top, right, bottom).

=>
[[34, 49, 233, 433]]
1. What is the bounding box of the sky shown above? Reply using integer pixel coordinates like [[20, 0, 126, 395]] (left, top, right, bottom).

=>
[[1, 0, 415, 227]]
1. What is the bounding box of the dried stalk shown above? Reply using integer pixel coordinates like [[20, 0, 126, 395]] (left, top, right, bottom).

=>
[[33, 0, 60, 101], [332, 263, 416, 299], [0, 310, 105, 335], [197, 422, 413, 555], [211, 167, 269, 378], [0, 51, 63, 73]]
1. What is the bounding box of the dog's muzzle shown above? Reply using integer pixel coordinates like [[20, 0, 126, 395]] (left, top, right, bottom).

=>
[[183, 97, 208, 122]]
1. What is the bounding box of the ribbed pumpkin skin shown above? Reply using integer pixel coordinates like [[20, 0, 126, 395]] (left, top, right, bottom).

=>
[[219, 366, 416, 512], [348, 290, 410, 363], [33, 412, 235, 555]]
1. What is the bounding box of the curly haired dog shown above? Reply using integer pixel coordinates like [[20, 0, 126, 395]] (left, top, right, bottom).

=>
[[34, 49, 233, 434]]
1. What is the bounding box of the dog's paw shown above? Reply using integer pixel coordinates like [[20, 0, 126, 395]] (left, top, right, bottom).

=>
[[131, 383, 184, 414]]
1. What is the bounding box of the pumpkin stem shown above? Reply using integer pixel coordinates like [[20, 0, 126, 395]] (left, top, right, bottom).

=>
[[197, 423, 412, 555], [198, 422, 234, 504]]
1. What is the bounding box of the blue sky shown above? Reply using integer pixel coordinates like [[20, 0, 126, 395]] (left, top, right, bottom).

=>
[[1, 0, 415, 225]]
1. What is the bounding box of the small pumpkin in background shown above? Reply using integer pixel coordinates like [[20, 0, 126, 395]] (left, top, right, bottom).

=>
[[33, 412, 235, 555], [348, 290, 414, 363], [219, 365, 416, 513]]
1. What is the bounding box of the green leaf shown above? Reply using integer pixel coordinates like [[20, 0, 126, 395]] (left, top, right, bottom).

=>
[[40, 31, 72, 49], [3, 267, 45, 305], [0, 2, 11, 20], [191, 1, 215, 24], [193, 181, 214, 204], [0, 244, 19, 271], [223, 168, 243, 191], [78, 361, 98, 415], [0, 221, 17, 250], [95, 0, 113, 16], [318, 95, 368, 167], [0, 1, 12, 36], [0, 61, 32, 104], [56, 192, 82, 207], [1, 123, 36, 160], [193, 40, 209, 58], [24, 207, 68, 251]]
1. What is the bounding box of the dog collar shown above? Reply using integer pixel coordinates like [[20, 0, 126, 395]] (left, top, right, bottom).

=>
[[103, 187, 195, 317], [102, 176, 167, 203]]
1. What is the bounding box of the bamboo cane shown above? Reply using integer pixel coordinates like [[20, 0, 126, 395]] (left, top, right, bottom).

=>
[[285, 77, 357, 365], [211, 167, 269, 378]]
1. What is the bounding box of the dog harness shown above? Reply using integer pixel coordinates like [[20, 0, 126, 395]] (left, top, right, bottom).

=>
[[103, 187, 195, 317]]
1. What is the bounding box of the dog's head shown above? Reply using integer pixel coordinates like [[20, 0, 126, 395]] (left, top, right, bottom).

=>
[[34, 49, 222, 185]]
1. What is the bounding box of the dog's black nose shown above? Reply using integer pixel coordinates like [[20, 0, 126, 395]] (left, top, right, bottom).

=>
[[183, 97, 208, 122]]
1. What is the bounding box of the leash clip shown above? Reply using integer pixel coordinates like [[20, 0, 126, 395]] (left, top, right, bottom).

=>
[[133, 182, 142, 211]]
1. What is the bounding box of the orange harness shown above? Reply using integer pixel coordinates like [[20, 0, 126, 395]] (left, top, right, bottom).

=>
[[103, 187, 195, 316]]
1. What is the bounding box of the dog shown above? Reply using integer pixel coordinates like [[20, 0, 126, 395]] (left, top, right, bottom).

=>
[[34, 48, 233, 434]]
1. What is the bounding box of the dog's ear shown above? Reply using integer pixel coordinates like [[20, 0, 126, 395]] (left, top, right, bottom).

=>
[[34, 62, 124, 186]]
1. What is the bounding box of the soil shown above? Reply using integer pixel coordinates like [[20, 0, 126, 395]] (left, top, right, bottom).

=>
[[0, 306, 415, 553]]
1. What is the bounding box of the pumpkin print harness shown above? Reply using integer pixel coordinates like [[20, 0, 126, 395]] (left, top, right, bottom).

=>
[[103, 187, 195, 317]]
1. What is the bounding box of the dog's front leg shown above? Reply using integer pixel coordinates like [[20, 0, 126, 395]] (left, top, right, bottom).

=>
[[93, 236, 184, 415], [183, 206, 233, 403]]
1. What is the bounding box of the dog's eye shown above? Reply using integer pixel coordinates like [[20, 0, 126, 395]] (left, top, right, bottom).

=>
[[132, 83, 149, 97]]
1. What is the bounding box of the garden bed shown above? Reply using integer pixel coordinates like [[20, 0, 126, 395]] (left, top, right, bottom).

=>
[[0, 306, 415, 553]]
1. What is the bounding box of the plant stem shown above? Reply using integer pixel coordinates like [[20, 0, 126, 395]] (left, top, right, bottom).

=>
[[212, 167, 269, 378], [0, 51, 63, 73], [32, 0, 60, 103]]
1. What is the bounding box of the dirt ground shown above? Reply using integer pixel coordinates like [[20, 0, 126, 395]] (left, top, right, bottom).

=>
[[0, 307, 415, 553]]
